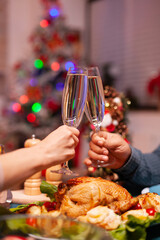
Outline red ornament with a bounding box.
[106,124,115,132]
[105,109,109,114]
[47,99,60,111]
[147,74,160,94]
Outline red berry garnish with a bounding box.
[3,236,27,240]
[26,217,37,227]
[43,201,57,211]
[146,208,156,216]
[132,203,142,210]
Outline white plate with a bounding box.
[29,234,66,240]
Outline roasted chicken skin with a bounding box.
[138,192,160,212]
[55,176,133,218]
[108,198,138,214]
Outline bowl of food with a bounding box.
[0,214,112,240]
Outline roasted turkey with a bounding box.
[138,192,160,212]
[55,176,138,218]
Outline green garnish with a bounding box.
[10,201,44,213]
[40,180,58,201]
[110,213,160,240]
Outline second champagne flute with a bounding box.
[85,66,106,167]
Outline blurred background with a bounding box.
[0,0,160,165]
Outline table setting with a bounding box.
[1,66,160,240]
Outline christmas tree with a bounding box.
[2,0,85,151]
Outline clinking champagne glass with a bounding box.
[85,66,106,167]
[52,66,88,175]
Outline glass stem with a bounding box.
[95,125,100,132]
[61,161,69,169]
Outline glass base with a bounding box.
[51,164,78,176]
[91,160,110,168]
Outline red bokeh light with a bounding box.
[40,19,49,28]
[12,103,21,112]
[19,95,29,104]
[51,62,60,71]
[27,113,36,123]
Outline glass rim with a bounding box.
[68,66,87,71]
[87,66,99,70]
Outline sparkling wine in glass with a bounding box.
[52,66,88,175]
[85,66,105,167]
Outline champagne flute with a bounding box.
[52,66,88,175]
[85,66,106,167]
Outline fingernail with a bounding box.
[103,150,108,155]
[97,141,103,145]
[102,156,108,160]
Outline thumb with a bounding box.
[92,131,110,147]
[101,132,116,149]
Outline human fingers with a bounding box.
[84,158,92,166]
[89,141,109,155]
[90,159,112,168]
[88,149,109,162]
[91,134,106,147]
[72,135,79,147]
[67,126,80,137]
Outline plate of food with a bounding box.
[4,177,160,239]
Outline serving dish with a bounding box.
[0,214,112,240]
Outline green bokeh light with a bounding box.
[32,102,42,112]
[34,59,44,69]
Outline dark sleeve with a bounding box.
[114,145,160,187]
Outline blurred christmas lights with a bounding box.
[40,19,49,28]
[51,61,60,71]
[27,113,36,123]
[32,102,42,113]
[49,8,59,17]
[30,78,38,86]
[65,61,74,71]
[12,103,21,112]
[34,59,44,69]
[19,95,29,104]
[56,82,64,91]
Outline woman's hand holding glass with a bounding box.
[52,66,88,175]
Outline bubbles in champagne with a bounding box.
[62,74,87,127]
[85,76,105,128]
